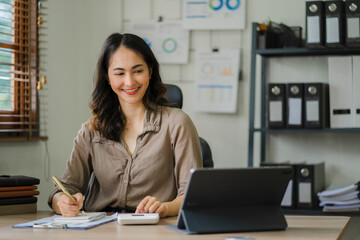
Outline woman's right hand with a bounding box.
[52,192,84,217]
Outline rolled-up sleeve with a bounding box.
[47,123,93,209]
[169,110,202,197]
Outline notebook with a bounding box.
[167,167,293,234]
[54,212,106,223]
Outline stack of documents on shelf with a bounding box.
[0,175,40,215]
[318,182,360,212]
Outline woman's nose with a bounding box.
[123,73,135,86]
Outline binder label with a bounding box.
[326,17,340,43]
[269,101,283,122]
[288,98,302,125]
[307,16,320,43]
[306,101,319,121]
[299,182,312,204]
[347,17,360,38]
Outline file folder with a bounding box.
[345,0,360,47]
[267,83,286,128]
[260,161,297,208]
[306,1,325,48]
[328,56,353,128]
[296,162,325,209]
[304,83,329,129]
[353,56,360,127]
[286,83,304,128]
[325,0,345,47]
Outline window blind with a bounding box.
[0,0,46,141]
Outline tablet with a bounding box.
[174,167,293,234]
[117,213,159,225]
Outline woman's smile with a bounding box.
[122,86,141,95]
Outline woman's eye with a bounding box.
[115,72,124,76]
[134,70,143,74]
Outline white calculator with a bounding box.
[117,213,159,225]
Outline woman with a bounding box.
[48,33,202,218]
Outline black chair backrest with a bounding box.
[164,84,183,109]
[164,84,214,168]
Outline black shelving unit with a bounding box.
[248,22,360,167]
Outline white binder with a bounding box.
[328,56,353,128]
[353,56,360,127]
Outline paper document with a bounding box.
[317,183,358,198]
[13,213,117,230]
[54,212,106,223]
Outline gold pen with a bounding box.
[52,175,86,215]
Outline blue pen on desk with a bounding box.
[52,176,86,215]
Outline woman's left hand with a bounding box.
[135,196,168,218]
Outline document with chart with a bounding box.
[195,49,240,113]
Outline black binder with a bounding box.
[260,161,297,208]
[0,175,40,187]
[306,1,325,48]
[286,83,304,128]
[304,83,329,129]
[296,162,325,209]
[172,167,292,234]
[345,0,360,47]
[325,0,345,48]
[267,83,286,128]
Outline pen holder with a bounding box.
[257,29,282,49]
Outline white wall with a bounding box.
[0,0,359,211]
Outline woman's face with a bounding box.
[108,46,151,108]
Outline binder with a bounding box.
[345,0,360,47]
[0,175,40,187]
[296,162,325,209]
[328,56,353,128]
[306,1,325,48]
[353,56,360,127]
[286,83,304,128]
[260,161,297,208]
[325,0,345,47]
[267,83,286,128]
[304,83,329,129]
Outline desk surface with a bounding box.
[0,211,350,240]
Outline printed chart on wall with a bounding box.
[183,0,246,30]
[195,49,240,113]
[130,20,190,64]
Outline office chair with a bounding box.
[164,84,214,168]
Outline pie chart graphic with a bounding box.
[162,38,178,53]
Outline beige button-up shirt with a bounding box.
[48,106,202,211]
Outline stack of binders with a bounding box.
[305,0,360,48]
[0,175,40,215]
[318,182,360,212]
[267,83,330,129]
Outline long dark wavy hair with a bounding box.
[90,33,169,141]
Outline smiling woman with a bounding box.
[48,33,203,219]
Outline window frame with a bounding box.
[0,0,44,141]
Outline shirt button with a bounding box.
[123,180,128,184]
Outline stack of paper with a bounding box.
[318,182,360,212]
[0,175,40,215]
[54,212,106,223]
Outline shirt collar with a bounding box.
[143,105,162,133]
